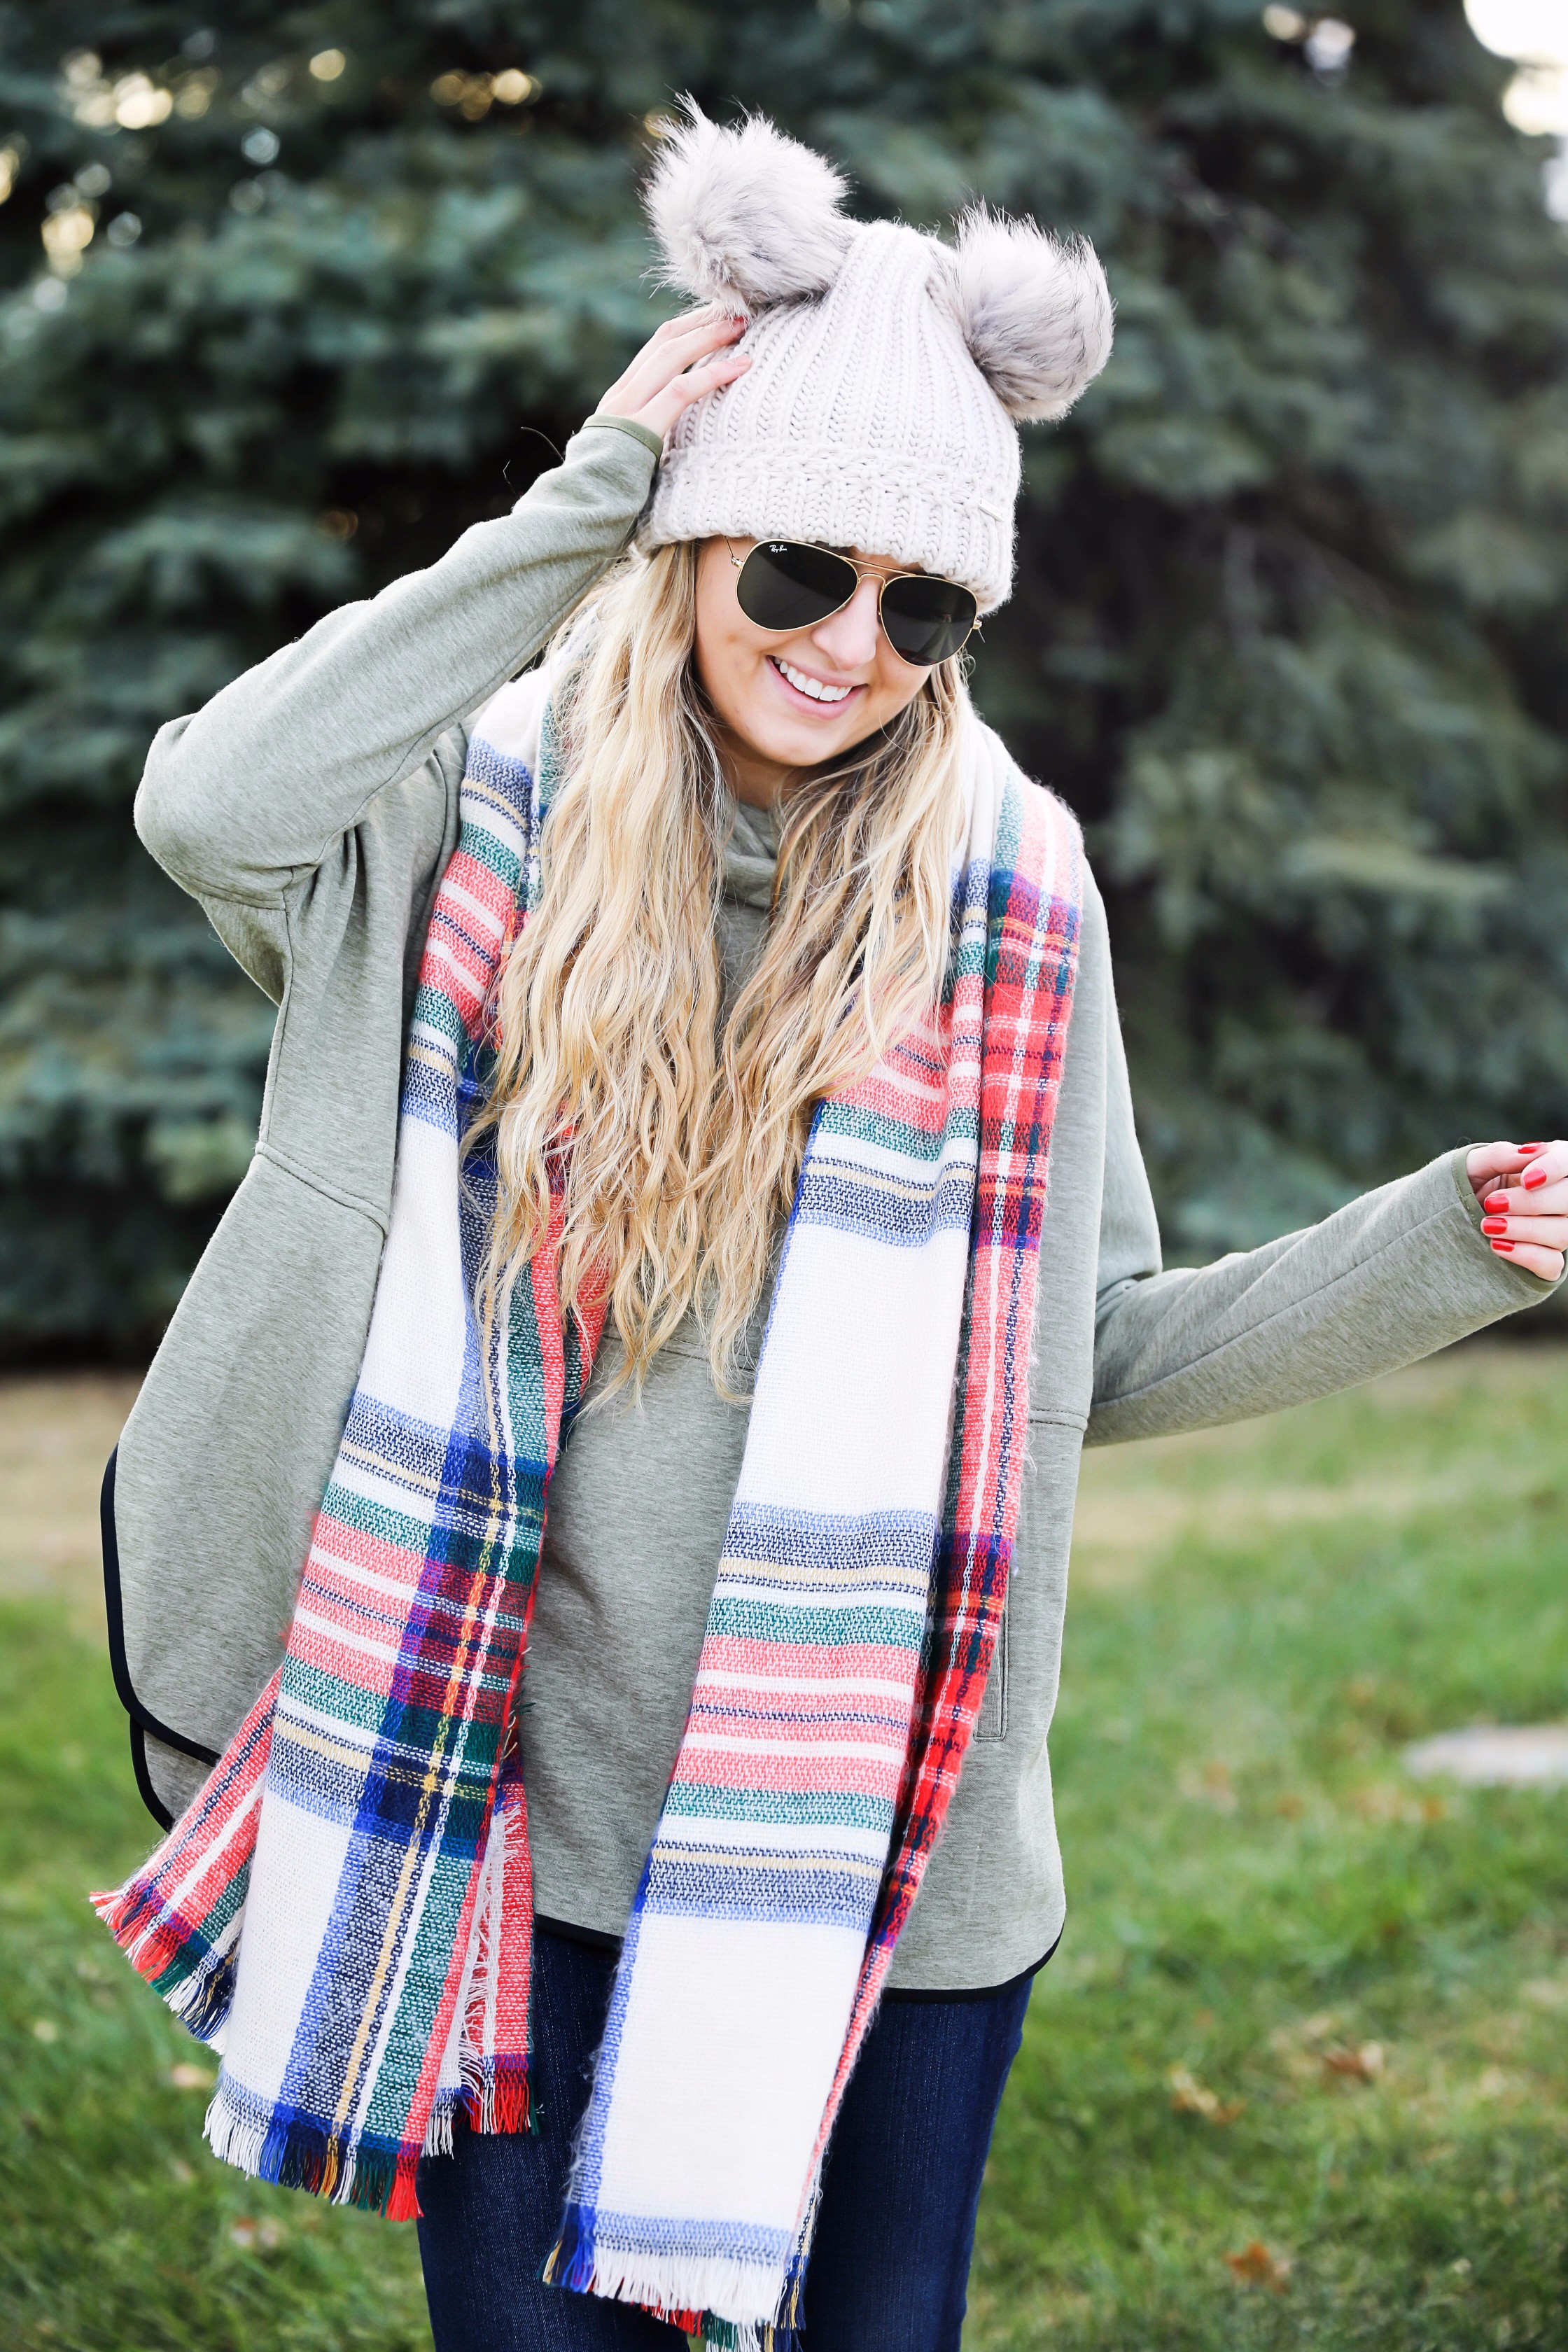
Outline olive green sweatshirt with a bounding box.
[111,416,1559,1992]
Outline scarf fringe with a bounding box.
[542,2207,804,2351]
[449,1786,536,2136]
[205,2085,423,2220]
[423,2060,534,2168]
[463,2057,536,2136]
[90,1879,237,2043]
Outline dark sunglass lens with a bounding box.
[736,541,858,633]
[880,575,978,666]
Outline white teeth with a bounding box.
[774,657,853,704]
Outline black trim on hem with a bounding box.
[533,1918,1064,2000]
[102,1447,220,1827]
[129,1721,176,1833]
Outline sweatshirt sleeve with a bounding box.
[133,416,660,906]
[1086,975,1561,1448]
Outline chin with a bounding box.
[729,702,832,766]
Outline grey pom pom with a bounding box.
[940,206,1113,421]
[643,102,855,312]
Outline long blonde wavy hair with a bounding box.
[466,538,969,1399]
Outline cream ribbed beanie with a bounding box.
[637,107,1113,615]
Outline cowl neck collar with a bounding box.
[721,793,780,913]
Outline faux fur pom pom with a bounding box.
[643,104,854,313]
[941,206,1113,421]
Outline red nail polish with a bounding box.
[1481,1217,1509,1234]
[1484,1193,1511,1212]
[1518,1143,1546,1155]
[1522,1166,1548,1190]
[1492,1238,1516,1254]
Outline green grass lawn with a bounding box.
[0,1606,433,2352]
[969,1345,1568,2351]
[4,1350,1567,2351]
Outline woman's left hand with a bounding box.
[1466,1142,1568,1280]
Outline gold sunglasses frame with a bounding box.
[724,538,979,668]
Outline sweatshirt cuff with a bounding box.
[1444,1144,1564,1294]
[578,414,665,458]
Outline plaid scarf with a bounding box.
[97,667,1082,2346]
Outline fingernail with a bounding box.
[1492,1238,1516,1254]
[1481,1216,1509,1235]
[1518,1142,1546,1154]
[1523,1166,1548,1189]
[1484,1193,1511,1212]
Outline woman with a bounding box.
[99,110,1564,2352]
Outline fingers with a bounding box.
[626,345,750,444]
[641,309,746,375]
[1478,1156,1567,1277]
[1466,1140,1537,1196]
[664,349,750,413]
[1469,1143,1567,1278]
[1494,1241,1567,1281]
[609,307,746,406]
[1480,1211,1568,1250]
[1518,1140,1568,1192]
[591,306,748,438]
[1484,1177,1568,1217]
[1464,1139,1565,1203]
[650,302,743,342]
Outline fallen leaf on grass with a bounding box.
[1179,1760,1239,1812]
[1226,2240,1292,2290]
[31,2018,58,2043]
[1323,2040,1384,2083]
[170,2061,214,2090]
[1168,2066,1245,2124]
[1269,2010,1346,2078]
[228,2216,285,2251]
[1352,1783,1448,1826]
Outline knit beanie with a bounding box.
[636,106,1113,615]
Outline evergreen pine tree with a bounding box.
[1,0,1563,1352]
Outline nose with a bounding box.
[810,576,881,671]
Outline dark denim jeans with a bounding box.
[417,1925,1035,2352]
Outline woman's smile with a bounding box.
[765,652,864,709]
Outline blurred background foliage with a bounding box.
[0,0,1565,1355]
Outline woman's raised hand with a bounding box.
[1466,1142,1568,1281]
[594,306,749,444]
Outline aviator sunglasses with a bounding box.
[728,538,979,668]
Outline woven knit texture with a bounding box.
[95,669,1082,2348]
[643,218,1023,612]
